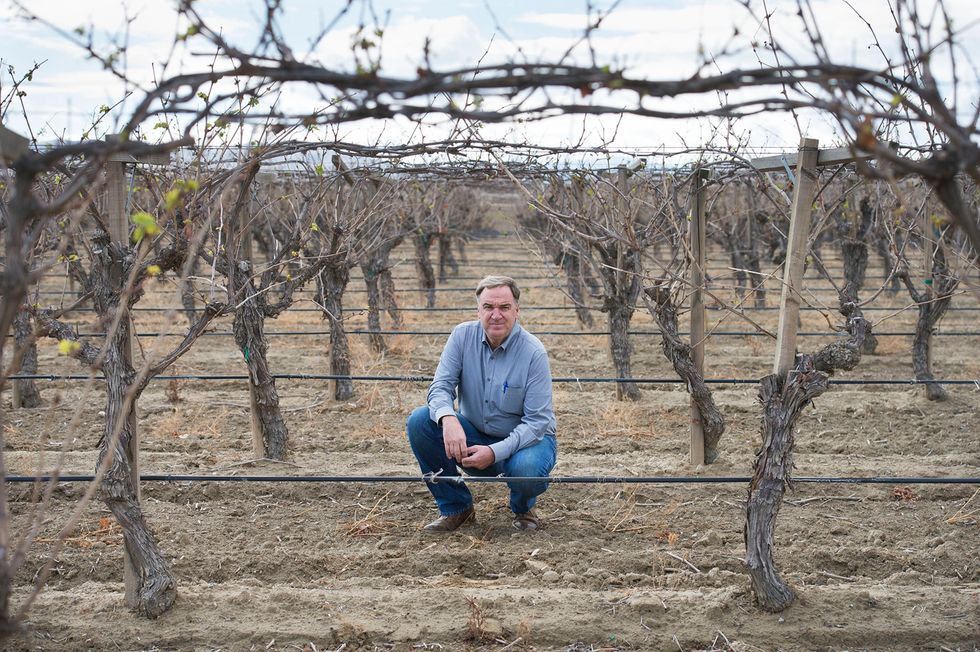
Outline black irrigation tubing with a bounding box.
[27,285,904,296]
[10,373,980,386]
[59,329,980,338]
[35,305,980,314]
[5,474,978,485]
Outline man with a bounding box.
[406,275,558,532]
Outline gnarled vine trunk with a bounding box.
[361,264,387,353]
[746,294,870,611]
[556,250,593,328]
[12,308,41,408]
[233,283,288,460]
[607,301,639,401]
[437,232,458,282]
[601,244,641,401]
[379,266,402,328]
[455,236,468,265]
[413,232,436,308]
[361,238,402,353]
[839,198,878,354]
[746,366,828,611]
[644,284,725,462]
[899,246,959,401]
[319,266,354,400]
[98,309,176,618]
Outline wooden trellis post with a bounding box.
[689,167,709,465]
[749,140,878,373]
[246,173,274,459]
[774,138,819,374]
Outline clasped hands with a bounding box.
[441,416,495,470]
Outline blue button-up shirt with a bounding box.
[428,320,557,461]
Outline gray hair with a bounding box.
[475,275,521,302]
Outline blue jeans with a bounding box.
[406,405,558,516]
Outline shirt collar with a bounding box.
[482,321,522,351]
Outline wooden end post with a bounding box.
[616,167,628,297]
[689,167,709,465]
[241,179,264,458]
[773,138,819,376]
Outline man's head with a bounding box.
[476,275,521,347]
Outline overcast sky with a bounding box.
[3,0,978,162]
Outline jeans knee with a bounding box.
[507,449,553,479]
[406,405,432,443]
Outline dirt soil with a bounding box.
[3,235,979,652]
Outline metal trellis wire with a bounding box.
[4,474,979,485]
[10,373,980,386]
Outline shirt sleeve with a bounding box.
[489,347,554,462]
[427,325,464,424]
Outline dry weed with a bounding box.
[589,400,651,439]
[343,490,398,536]
[946,488,979,526]
[515,619,533,647]
[38,516,122,549]
[654,529,680,544]
[464,595,490,641]
[387,333,416,356]
[602,490,662,533]
[193,405,234,439]
[165,377,181,404]
[356,385,385,413]
[745,335,765,357]
[150,410,185,440]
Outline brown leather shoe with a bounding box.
[422,506,475,533]
[512,509,539,531]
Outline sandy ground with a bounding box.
[2,235,979,651]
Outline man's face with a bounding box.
[477,285,520,347]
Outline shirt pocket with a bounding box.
[499,384,525,415]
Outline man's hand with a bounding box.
[461,445,495,470]
[441,415,467,463]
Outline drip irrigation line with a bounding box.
[11,373,980,386]
[308,271,908,283]
[55,329,980,338]
[37,305,980,314]
[5,474,978,485]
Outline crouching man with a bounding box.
[407,275,558,532]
